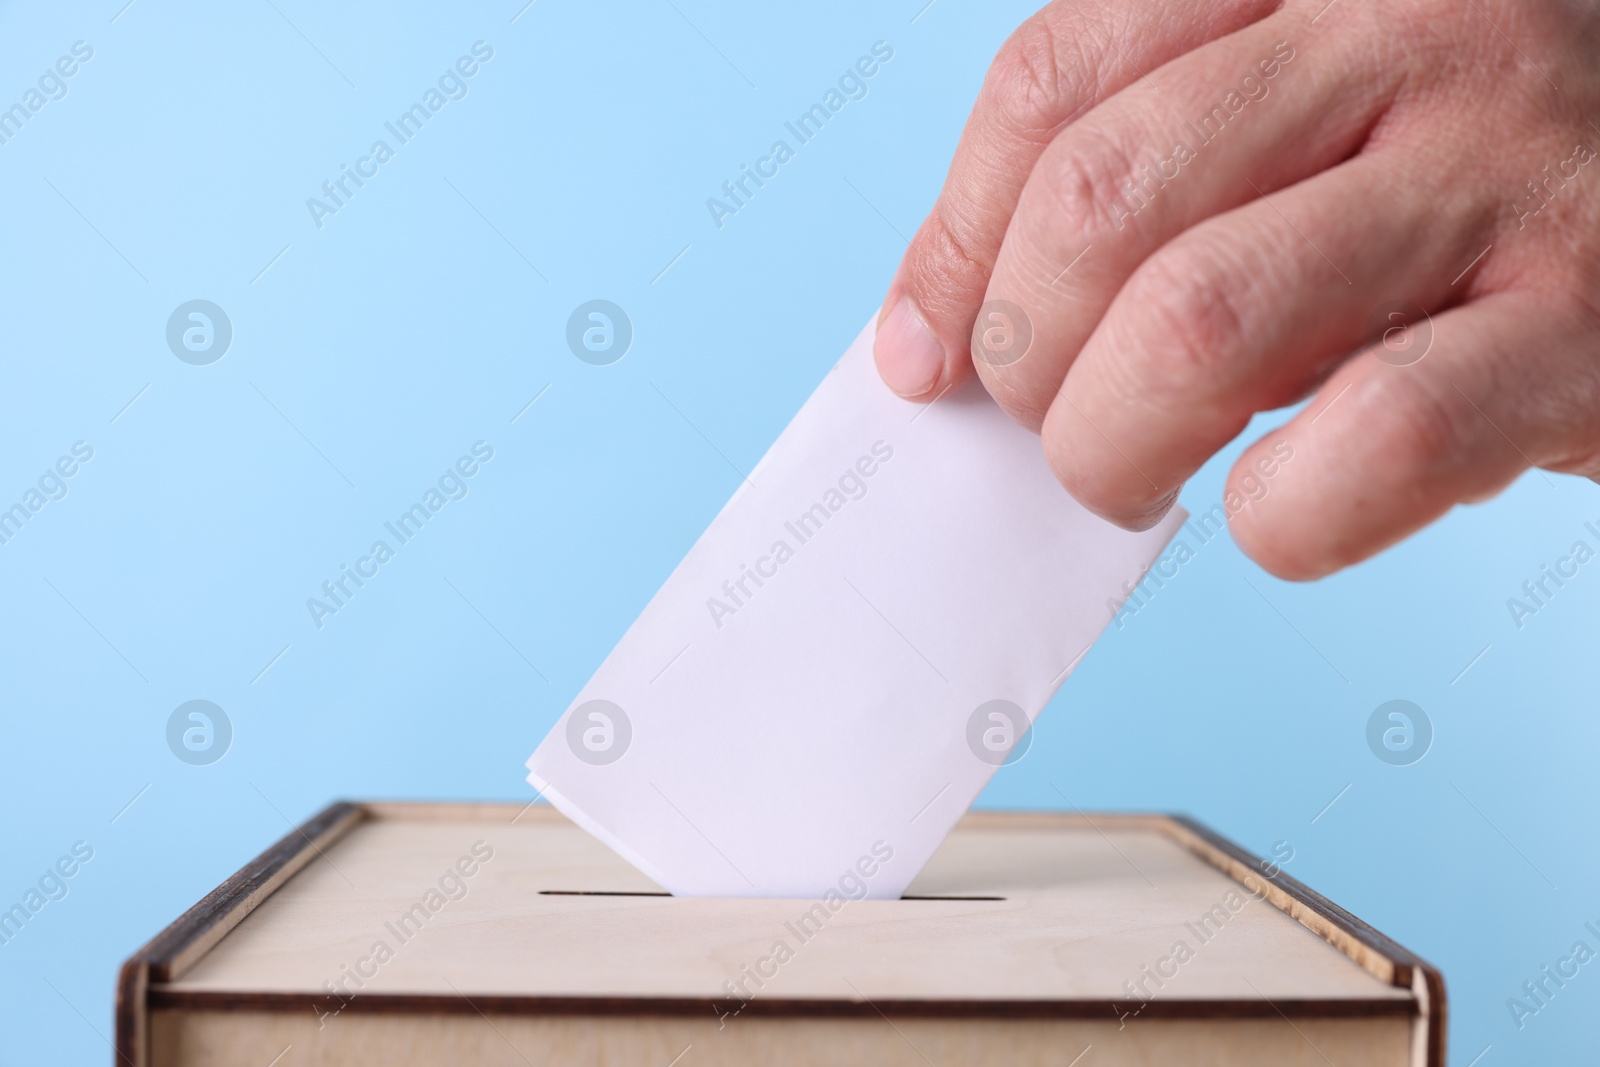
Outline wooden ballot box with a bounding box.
[117,802,1444,1066]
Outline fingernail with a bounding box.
[875,297,945,399]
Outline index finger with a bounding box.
[874,0,1279,401]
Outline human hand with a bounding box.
[874,0,1600,578]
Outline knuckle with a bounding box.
[1032,125,1146,243]
[1126,238,1253,389]
[984,15,1077,136]
[903,200,995,320]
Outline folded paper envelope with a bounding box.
[526,315,1184,898]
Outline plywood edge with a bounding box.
[359,799,555,823]
[958,809,1170,833]
[115,801,366,1067]
[1157,814,1446,1067]
[146,988,1418,1020]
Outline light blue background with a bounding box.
[0,1,1594,1062]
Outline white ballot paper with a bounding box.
[526,315,1184,899]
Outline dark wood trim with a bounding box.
[115,800,365,1066]
[1162,813,1447,1067]
[146,800,364,982]
[113,957,144,1067]
[147,987,1418,1021]
[1419,966,1449,1067]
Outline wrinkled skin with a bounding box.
[874,0,1600,579]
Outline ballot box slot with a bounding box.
[537,890,1007,901]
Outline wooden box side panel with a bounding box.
[1155,814,1446,1067]
[151,1009,1415,1067]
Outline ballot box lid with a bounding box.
[118,802,1444,1066]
